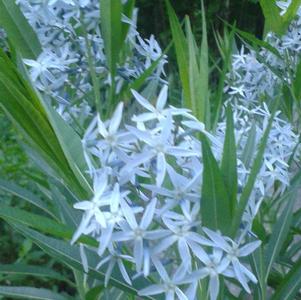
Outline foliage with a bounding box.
[0,0,301,300]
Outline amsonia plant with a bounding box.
[0,0,301,300]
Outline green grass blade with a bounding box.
[0,286,69,300]
[200,134,232,235]
[0,0,41,59]
[221,106,237,218]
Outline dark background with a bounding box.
[136,0,264,47]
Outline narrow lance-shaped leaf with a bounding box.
[272,257,301,300]
[0,286,69,300]
[121,0,136,44]
[200,134,232,235]
[165,0,190,107]
[0,203,98,248]
[293,58,301,102]
[241,124,257,169]
[100,0,122,108]
[0,0,41,59]
[264,193,296,281]
[11,224,161,300]
[122,41,172,99]
[259,0,283,36]
[221,105,237,218]
[43,101,92,197]
[100,0,122,78]
[264,170,301,280]
[223,21,282,59]
[231,99,279,236]
[0,51,90,199]
[211,26,235,130]
[0,179,55,219]
[281,0,301,34]
[0,264,69,283]
[186,17,203,121]
[250,246,267,300]
[49,182,82,228]
[199,0,209,127]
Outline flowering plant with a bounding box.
[0,0,301,299]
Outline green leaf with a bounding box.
[11,224,160,300]
[199,0,209,126]
[43,102,92,197]
[265,170,301,279]
[121,0,136,44]
[0,286,69,300]
[231,100,279,236]
[250,246,267,299]
[211,26,235,130]
[0,203,97,247]
[0,52,88,199]
[282,0,301,33]
[126,42,171,95]
[272,257,301,300]
[0,264,68,283]
[293,59,301,102]
[200,134,232,235]
[167,1,208,124]
[281,85,294,121]
[0,0,41,59]
[85,286,103,300]
[221,106,237,216]
[49,181,81,228]
[186,17,204,122]
[259,0,283,36]
[224,21,282,59]
[264,194,296,280]
[241,124,257,169]
[165,0,190,106]
[100,0,122,78]
[0,179,55,219]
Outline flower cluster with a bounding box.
[9,0,167,121]
[226,0,301,107]
[225,0,301,140]
[69,2,300,298]
[71,85,271,300]
[224,0,301,223]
